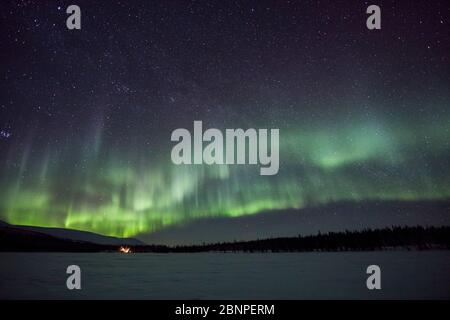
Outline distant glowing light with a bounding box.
[119,246,131,253]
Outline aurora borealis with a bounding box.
[1,1,449,239]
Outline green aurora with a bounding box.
[1,114,449,237]
[1,0,449,239]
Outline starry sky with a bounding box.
[0,0,449,241]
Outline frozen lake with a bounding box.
[0,251,449,299]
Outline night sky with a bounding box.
[0,1,449,242]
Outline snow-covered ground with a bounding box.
[0,251,449,299]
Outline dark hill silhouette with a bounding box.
[1,224,449,252]
[0,224,109,252]
[0,220,144,246]
[0,223,164,252]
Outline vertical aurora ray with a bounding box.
[1,114,449,237]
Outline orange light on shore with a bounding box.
[119,246,131,253]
